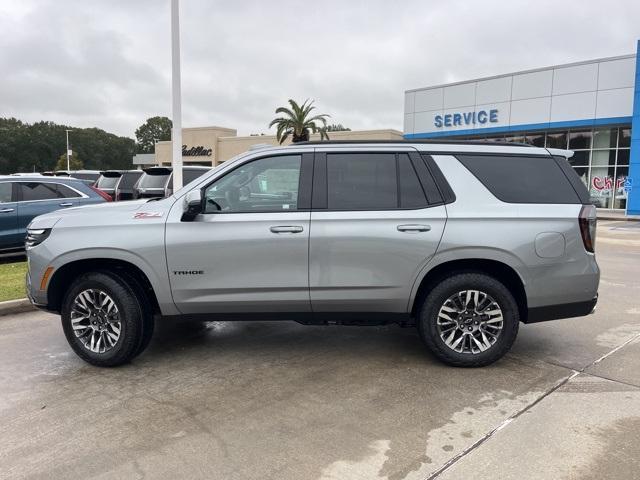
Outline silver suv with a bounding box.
[25,141,599,367]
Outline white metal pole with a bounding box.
[65,129,70,171]
[171,0,183,190]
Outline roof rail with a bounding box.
[295,139,534,147]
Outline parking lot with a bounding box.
[1,221,639,480]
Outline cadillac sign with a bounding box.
[182,145,213,157]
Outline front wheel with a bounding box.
[61,271,149,367]
[418,273,520,367]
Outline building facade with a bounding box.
[404,40,640,214]
[133,127,404,168]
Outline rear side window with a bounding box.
[398,154,428,208]
[326,153,397,210]
[19,182,61,201]
[57,184,81,198]
[0,183,12,202]
[456,155,582,204]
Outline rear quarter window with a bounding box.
[456,154,582,204]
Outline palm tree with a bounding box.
[269,99,330,144]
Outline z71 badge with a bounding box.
[133,212,164,219]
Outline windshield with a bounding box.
[138,172,169,189]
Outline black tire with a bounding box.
[417,272,519,367]
[61,271,150,367]
[115,270,155,358]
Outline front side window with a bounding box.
[18,182,61,201]
[0,183,12,203]
[204,155,301,213]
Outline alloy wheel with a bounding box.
[70,289,122,354]
[436,289,504,354]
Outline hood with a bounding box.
[28,198,175,230]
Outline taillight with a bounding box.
[579,204,597,253]
[90,186,113,202]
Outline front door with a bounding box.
[309,150,447,313]
[165,153,313,315]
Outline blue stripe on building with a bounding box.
[627,40,640,215]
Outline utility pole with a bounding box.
[171,0,183,189]
[65,129,71,171]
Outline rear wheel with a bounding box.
[61,271,151,367]
[418,273,519,367]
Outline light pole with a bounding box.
[65,129,72,171]
[171,0,183,189]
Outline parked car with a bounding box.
[94,170,123,201]
[26,141,599,368]
[54,170,101,184]
[133,166,210,199]
[0,176,109,251]
[114,170,143,201]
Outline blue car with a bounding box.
[0,176,110,251]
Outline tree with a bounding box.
[0,117,136,174]
[135,116,172,153]
[268,99,330,144]
[325,124,351,132]
[55,152,83,171]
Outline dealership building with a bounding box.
[404,41,640,215]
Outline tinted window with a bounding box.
[183,169,209,184]
[19,182,62,201]
[119,171,142,189]
[326,153,397,210]
[138,172,170,188]
[398,154,428,208]
[457,155,581,204]
[57,184,81,198]
[0,183,12,202]
[96,176,120,189]
[204,155,301,213]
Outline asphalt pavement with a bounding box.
[0,221,639,480]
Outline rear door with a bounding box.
[309,148,447,313]
[0,182,20,249]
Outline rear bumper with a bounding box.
[524,294,598,324]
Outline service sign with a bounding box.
[434,109,499,128]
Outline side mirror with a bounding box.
[181,189,203,222]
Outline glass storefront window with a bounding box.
[613,166,629,210]
[592,129,617,149]
[617,149,629,165]
[568,150,590,166]
[568,130,592,150]
[524,132,545,146]
[591,149,616,167]
[510,135,526,143]
[589,166,615,209]
[618,128,631,148]
[546,132,567,149]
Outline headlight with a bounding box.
[25,228,51,249]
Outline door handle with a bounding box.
[397,224,431,232]
[59,202,73,207]
[270,225,303,234]
[0,208,14,213]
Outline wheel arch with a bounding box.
[47,258,162,315]
[410,257,528,322]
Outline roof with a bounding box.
[296,139,534,147]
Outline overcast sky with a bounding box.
[1,0,639,139]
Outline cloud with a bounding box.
[0,0,638,138]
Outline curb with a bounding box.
[0,298,35,317]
